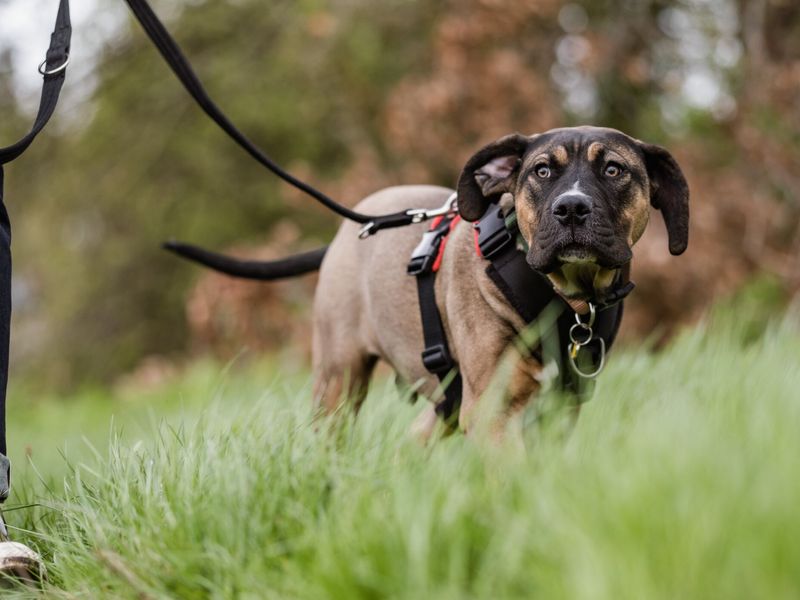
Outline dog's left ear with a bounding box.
[457,133,530,221]
[639,142,690,255]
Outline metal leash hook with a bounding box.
[406,193,458,223]
[358,193,458,239]
[567,302,606,378]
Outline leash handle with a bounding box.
[122,0,417,233]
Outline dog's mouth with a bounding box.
[556,244,598,265]
[529,241,627,273]
[528,242,629,301]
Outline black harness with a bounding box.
[407,200,634,423]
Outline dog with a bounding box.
[168,126,689,439]
[311,126,688,438]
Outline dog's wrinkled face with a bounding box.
[457,126,689,300]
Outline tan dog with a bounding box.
[311,126,689,437]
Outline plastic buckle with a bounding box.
[407,230,444,275]
[601,280,636,308]
[421,344,454,373]
[475,205,513,258]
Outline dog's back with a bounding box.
[312,185,453,410]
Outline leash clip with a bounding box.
[405,193,458,224]
[358,194,457,239]
[567,302,606,379]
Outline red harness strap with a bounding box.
[429,215,488,273]
[430,215,461,273]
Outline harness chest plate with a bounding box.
[407,200,631,423]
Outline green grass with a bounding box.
[3,309,800,598]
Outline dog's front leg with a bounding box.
[409,350,541,445]
[460,351,541,444]
[443,316,539,440]
[409,403,451,444]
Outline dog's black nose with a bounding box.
[552,194,592,226]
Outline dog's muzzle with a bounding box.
[527,200,632,273]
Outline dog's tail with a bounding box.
[163,240,327,280]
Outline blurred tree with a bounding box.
[4,0,441,388]
[1,0,798,389]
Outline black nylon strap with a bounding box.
[485,245,557,324]
[0,0,71,165]
[415,271,463,423]
[122,0,415,232]
[407,216,463,423]
[0,0,72,500]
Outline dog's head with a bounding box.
[457,126,689,300]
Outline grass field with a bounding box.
[2,299,800,598]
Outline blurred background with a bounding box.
[0,0,798,392]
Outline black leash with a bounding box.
[122,0,424,236]
[0,1,71,166]
[0,0,71,499]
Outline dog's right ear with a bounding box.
[456,133,530,221]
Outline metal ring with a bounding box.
[38,55,70,76]
[573,301,597,328]
[358,222,376,239]
[568,337,606,379]
[569,322,593,346]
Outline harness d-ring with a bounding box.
[568,336,606,378]
[567,301,606,379]
[38,55,70,76]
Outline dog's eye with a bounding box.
[535,164,551,179]
[604,162,623,178]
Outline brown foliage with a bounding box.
[183,0,800,360]
[185,222,316,360]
